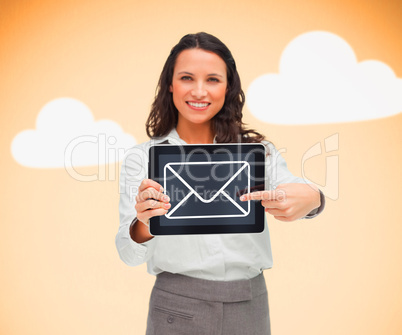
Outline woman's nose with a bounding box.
[191,82,207,99]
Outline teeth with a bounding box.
[188,102,209,108]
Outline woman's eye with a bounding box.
[181,76,192,81]
[208,77,219,82]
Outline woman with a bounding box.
[116,32,324,335]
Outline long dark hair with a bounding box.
[146,32,265,143]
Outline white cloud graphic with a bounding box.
[11,98,136,168]
[246,31,402,124]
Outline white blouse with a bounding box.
[115,129,322,281]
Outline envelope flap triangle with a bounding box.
[167,161,248,202]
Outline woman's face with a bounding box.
[170,48,227,128]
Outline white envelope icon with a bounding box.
[163,161,250,219]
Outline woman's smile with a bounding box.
[186,101,211,110]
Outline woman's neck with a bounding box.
[176,121,215,144]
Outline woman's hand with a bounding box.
[240,183,321,222]
[135,179,171,224]
[130,179,171,243]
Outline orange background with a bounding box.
[1,0,401,334]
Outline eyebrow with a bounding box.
[177,71,224,78]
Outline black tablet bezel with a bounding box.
[148,143,265,235]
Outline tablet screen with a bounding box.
[149,144,265,235]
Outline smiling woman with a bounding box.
[116,32,324,335]
[145,32,265,144]
[170,48,227,143]
[1,0,401,334]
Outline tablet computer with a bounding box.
[148,143,265,235]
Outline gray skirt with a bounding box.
[146,272,271,335]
